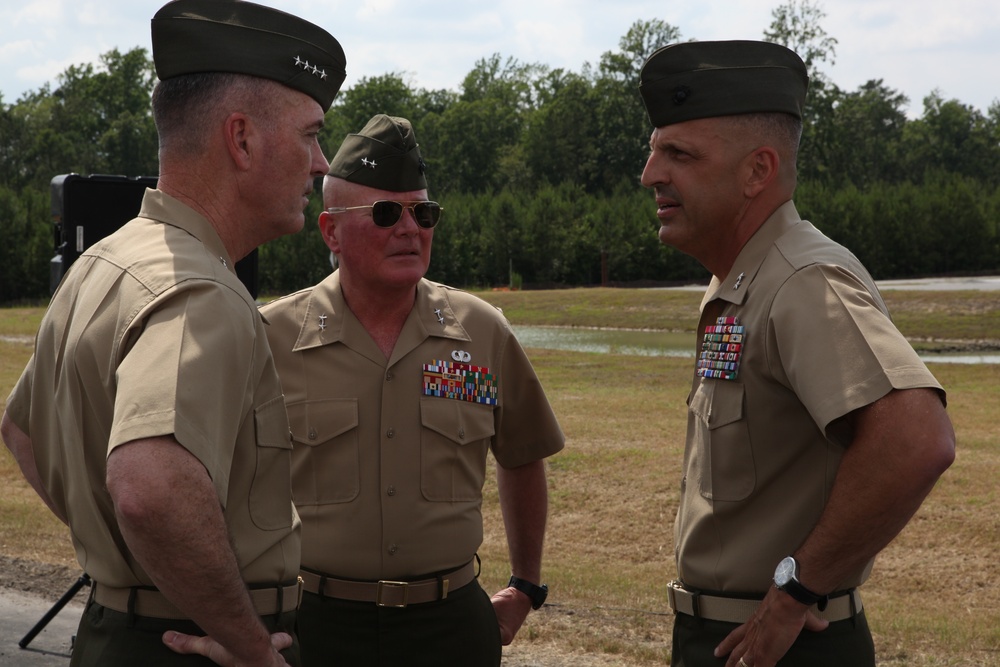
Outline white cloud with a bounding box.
[0,0,997,114]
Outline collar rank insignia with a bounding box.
[697,316,744,381]
[422,359,497,405]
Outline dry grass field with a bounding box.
[1,288,998,665]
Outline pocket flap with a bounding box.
[420,397,495,445]
[707,381,745,429]
[254,394,292,449]
[286,399,359,446]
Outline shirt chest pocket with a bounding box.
[249,394,295,530]
[287,399,360,505]
[419,397,495,502]
[689,380,755,502]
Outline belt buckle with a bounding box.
[376,580,409,608]
[667,579,700,617]
[667,580,679,611]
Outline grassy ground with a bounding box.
[1,288,998,665]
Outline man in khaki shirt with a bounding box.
[637,41,956,667]
[0,2,345,665]
[261,114,565,666]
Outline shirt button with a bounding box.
[387,485,396,497]
[386,428,395,439]
[386,370,394,381]
[308,428,317,441]
[388,544,398,555]
[458,428,465,440]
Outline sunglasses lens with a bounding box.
[413,202,441,228]
[371,201,404,227]
[369,201,441,228]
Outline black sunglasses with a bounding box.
[326,200,443,229]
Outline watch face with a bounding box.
[774,556,796,587]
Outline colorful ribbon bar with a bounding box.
[422,359,498,405]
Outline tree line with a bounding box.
[1,1,998,303]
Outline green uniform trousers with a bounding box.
[671,609,875,667]
[70,599,299,666]
[298,579,502,666]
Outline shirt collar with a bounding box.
[139,189,236,274]
[291,275,471,356]
[701,199,801,310]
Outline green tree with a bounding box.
[322,73,423,155]
[521,72,601,191]
[901,92,1000,186]
[40,47,157,179]
[421,55,543,193]
[764,0,840,183]
[764,0,837,83]
[590,19,683,190]
[823,80,909,187]
[0,185,50,303]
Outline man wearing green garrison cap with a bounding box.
[2,2,346,666]
[260,114,565,666]
[638,40,954,667]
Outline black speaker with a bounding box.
[49,173,258,298]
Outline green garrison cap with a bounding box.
[328,114,428,192]
[151,0,346,110]
[639,40,808,127]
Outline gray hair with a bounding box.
[152,73,282,157]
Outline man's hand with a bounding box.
[713,587,829,667]
[490,586,534,645]
[162,630,293,667]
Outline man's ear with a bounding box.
[223,112,253,171]
[318,210,341,254]
[744,146,780,198]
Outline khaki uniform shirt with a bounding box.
[677,201,944,593]
[6,190,299,589]
[261,273,564,580]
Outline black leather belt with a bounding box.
[93,578,302,619]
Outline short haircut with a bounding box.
[726,112,803,167]
[151,73,281,156]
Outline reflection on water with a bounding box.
[513,326,999,365]
[513,326,695,358]
[917,353,1000,365]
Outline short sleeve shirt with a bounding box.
[261,274,565,580]
[676,201,944,593]
[6,190,299,588]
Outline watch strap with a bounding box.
[508,575,548,610]
[779,578,827,607]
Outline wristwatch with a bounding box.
[773,556,827,608]
[508,576,548,610]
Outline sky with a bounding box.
[1,0,998,119]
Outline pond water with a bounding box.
[512,326,1000,365]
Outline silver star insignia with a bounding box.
[320,70,328,80]
[733,272,745,290]
[294,56,303,67]
[434,308,445,325]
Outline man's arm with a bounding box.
[716,387,956,667]
[1,411,67,524]
[491,458,549,645]
[107,436,288,667]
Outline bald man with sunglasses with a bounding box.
[260,114,564,666]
